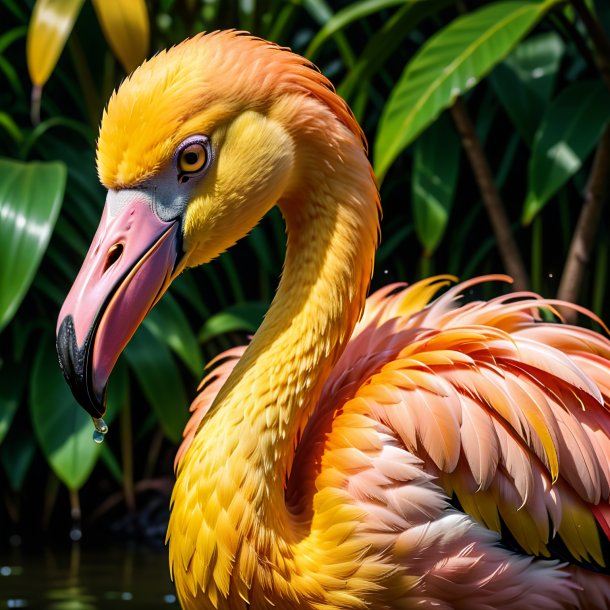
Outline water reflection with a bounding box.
[0,545,178,609]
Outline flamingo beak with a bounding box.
[56,189,182,418]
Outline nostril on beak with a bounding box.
[103,243,124,273]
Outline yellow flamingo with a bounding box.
[56,32,610,609]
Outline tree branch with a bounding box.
[557,124,610,322]
[450,97,530,291]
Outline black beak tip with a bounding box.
[56,315,106,419]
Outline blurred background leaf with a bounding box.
[26,0,85,88]
[124,325,188,444]
[490,32,564,146]
[91,0,149,73]
[0,159,66,331]
[411,113,461,256]
[523,80,610,224]
[30,334,104,490]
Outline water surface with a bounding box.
[0,546,178,609]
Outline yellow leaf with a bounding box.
[91,0,150,74]
[26,0,85,87]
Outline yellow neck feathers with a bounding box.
[167,94,379,608]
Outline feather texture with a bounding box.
[177,277,610,608]
[90,31,610,609]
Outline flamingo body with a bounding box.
[56,31,610,609]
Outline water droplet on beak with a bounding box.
[92,417,108,444]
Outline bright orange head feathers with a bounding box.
[96,31,363,189]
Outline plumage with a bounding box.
[56,30,610,609]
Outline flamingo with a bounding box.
[56,32,610,609]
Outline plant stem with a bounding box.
[69,488,81,522]
[450,97,530,291]
[41,472,59,530]
[572,0,610,92]
[531,217,543,294]
[557,124,610,322]
[30,85,41,126]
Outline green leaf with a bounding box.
[30,335,125,490]
[338,0,454,101]
[306,0,406,60]
[124,325,188,443]
[0,55,24,97]
[490,32,563,146]
[198,302,268,343]
[0,159,66,331]
[143,292,203,377]
[0,112,23,145]
[0,361,26,446]
[411,113,461,255]
[374,0,561,180]
[30,335,100,490]
[523,80,610,224]
[266,2,299,44]
[0,25,26,55]
[19,116,93,159]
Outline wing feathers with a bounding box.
[314,276,610,569]
[185,276,610,583]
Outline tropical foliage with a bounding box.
[0,0,609,539]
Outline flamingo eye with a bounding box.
[178,142,207,174]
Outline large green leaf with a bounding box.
[30,336,99,489]
[490,32,563,146]
[522,80,610,224]
[0,159,66,331]
[411,113,461,255]
[143,293,203,377]
[374,0,560,180]
[30,335,125,490]
[124,324,188,443]
[306,0,406,60]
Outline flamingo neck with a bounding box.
[168,100,379,604]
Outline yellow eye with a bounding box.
[178,143,207,174]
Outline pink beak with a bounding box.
[56,190,181,418]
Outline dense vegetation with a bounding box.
[1,0,609,543]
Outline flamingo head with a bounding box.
[55,32,356,419]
